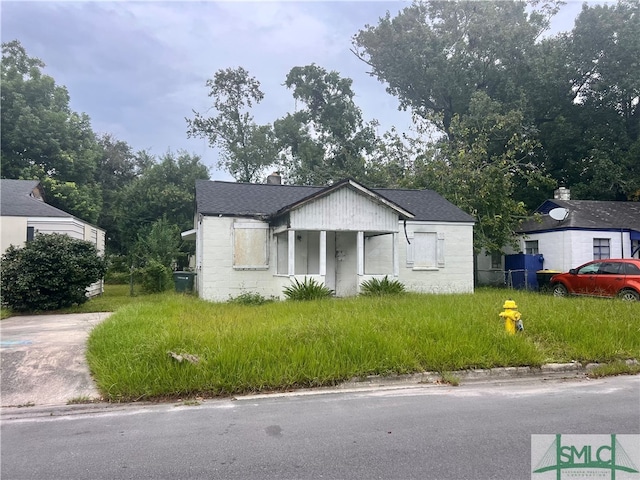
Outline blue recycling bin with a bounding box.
[504,254,544,290]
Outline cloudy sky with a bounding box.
[2,1,591,180]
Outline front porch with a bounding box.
[274,229,400,297]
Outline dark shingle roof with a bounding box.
[1,179,71,218]
[518,199,640,232]
[195,180,475,223]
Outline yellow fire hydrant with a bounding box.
[499,300,522,335]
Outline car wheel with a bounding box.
[552,283,568,297]
[618,289,640,302]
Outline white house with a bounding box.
[183,176,475,302]
[514,188,640,272]
[1,179,106,297]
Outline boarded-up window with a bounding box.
[407,232,445,269]
[233,222,269,269]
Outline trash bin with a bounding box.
[173,271,196,293]
[536,270,561,292]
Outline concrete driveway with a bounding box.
[0,312,111,407]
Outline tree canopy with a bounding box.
[186,67,276,183]
[1,40,102,222]
[275,64,378,185]
[2,40,210,264]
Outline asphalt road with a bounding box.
[2,375,638,480]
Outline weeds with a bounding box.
[283,277,333,300]
[439,372,460,386]
[67,396,96,405]
[360,276,406,296]
[228,292,273,306]
[588,361,640,378]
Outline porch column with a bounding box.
[319,230,327,276]
[392,232,399,277]
[288,230,295,276]
[357,231,364,276]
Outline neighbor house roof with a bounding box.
[518,199,640,233]
[0,179,71,218]
[195,179,475,223]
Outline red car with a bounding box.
[550,259,640,301]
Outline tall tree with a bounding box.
[95,134,151,253]
[186,67,276,183]
[545,0,640,200]
[1,40,102,222]
[352,1,559,139]
[408,92,553,253]
[352,1,638,203]
[115,151,209,254]
[275,64,378,185]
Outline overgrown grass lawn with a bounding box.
[87,289,640,401]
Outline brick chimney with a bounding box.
[266,172,281,185]
[554,187,570,200]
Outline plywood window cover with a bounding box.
[233,222,269,270]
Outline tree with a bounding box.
[1,233,107,311]
[540,1,640,200]
[133,216,181,269]
[365,127,419,188]
[115,151,209,254]
[352,1,638,205]
[95,134,151,254]
[1,40,102,222]
[275,64,378,185]
[408,93,553,253]
[352,1,559,139]
[186,67,276,182]
[132,217,180,293]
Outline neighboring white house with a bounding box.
[0,179,106,297]
[512,188,640,273]
[183,176,475,302]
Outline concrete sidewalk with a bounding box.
[1,312,111,407]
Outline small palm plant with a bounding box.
[283,277,333,301]
[359,276,406,296]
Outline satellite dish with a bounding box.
[549,207,569,221]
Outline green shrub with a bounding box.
[104,255,133,285]
[104,271,131,285]
[360,276,406,296]
[228,292,273,306]
[0,233,107,311]
[139,260,173,293]
[283,277,333,301]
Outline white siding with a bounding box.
[1,216,28,252]
[516,230,628,272]
[290,188,399,232]
[199,216,287,302]
[28,217,85,240]
[395,222,474,294]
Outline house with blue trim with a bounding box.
[514,188,640,272]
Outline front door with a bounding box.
[334,232,357,297]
